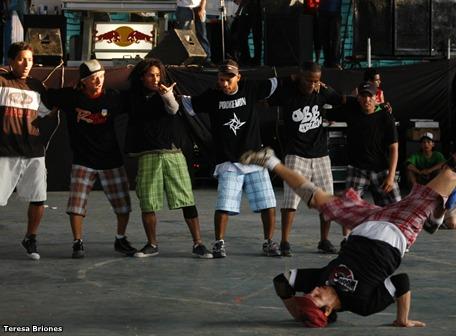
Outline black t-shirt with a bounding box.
[124,91,179,155]
[190,80,273,164]
[47,88,124,169]
[269,79,343,158]
[294,236,401,316]
[327,97,398,171]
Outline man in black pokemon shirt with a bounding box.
[182,59,280,258]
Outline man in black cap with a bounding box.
[326,81,401,236]
[181,59,281,258]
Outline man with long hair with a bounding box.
[125,58,212,258]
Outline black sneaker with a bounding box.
[318,239,337,254]
[134,244,159,258]
[114,236,137,256]
[212,240,226,258]
[21,235,40,260]
[280,241,292,257]
[72,239,85,259]
[263,239,281,257]
[423,218,441,234]
[192,243,213,259]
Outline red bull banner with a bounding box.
[93,23,155,59]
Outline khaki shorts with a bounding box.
[0,157,47,205]
[283,155,333,210]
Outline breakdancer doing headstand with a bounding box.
[240,147,455,328]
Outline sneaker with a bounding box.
[318,239,338,254]
[134,244,159,258]
[239,147,276,167]
[212,240,226,258]
[72,239,85,259]
[114,236,137,256]
[423,218,441,234]
[21,235,40,260]
[192,243,213,259]
[280,241,292,257]
[263,239,281,257]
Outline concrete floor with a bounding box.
[1,188,455,336]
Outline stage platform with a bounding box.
[1,188,455,335]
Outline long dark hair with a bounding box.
[128,58,167,93]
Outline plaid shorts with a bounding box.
[346,165,402,206]
[136,152,194,212]
[283,155,333,209]
[67,164,131,216]
[216,169,276,215]
[318,184,442,247]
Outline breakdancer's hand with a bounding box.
[393,319,426,327]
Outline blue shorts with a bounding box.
[215,169,276,215]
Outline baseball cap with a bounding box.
[420,132,434,142]
[357,81,377,97]
[79,59,105,81]
[218,59,239,76]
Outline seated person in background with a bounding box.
[406,132,445,187]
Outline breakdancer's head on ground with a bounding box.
[240,147,456,328]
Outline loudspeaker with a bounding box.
[147,29,206,65]
[26,28,63,55]
[432,0,456,54]
[353,0,393,56]
[23,15,66,65]
[394,0,431,55]
[264,13,313,66]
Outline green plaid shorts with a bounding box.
[136,152,195,212]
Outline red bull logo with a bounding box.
[94,30,120,43]
[95,26,154,47]
[127,30,154,43]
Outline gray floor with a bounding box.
[1,188,455,336]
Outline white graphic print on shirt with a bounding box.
[224,113,246,135]
[327,264,358,292]
[218,97,247,109]
[292,105,322,133]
